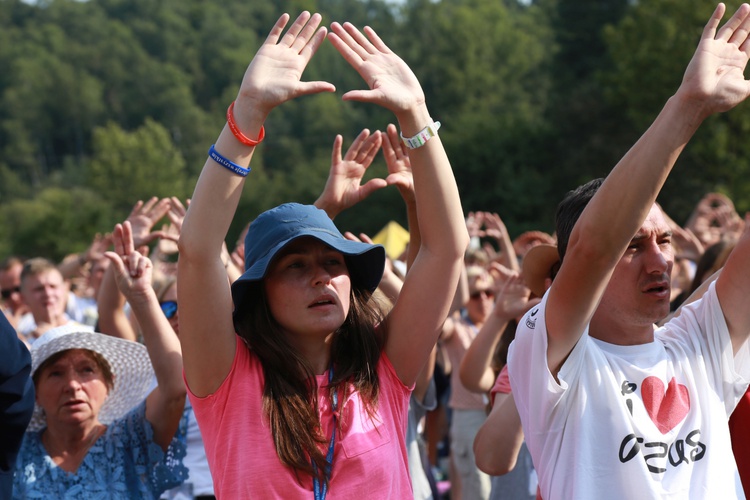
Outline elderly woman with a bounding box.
[13,222,188,499]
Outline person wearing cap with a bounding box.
[177,11,467,499]
[13,221,188,499]
[508,5,750,499]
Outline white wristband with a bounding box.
[400,120,441,149]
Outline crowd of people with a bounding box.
[2,4,750,499]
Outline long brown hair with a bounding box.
[233,281,386,484]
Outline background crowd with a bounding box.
[2,183,748,498]
[3,2,750,500]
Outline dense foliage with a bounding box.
[1,0,749,260]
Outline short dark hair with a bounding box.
[555,178,604,263]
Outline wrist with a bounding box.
[398,187,417,205]
[667,91,710,129]
[313,197,340,220]
[490,309,513,323]
[233,95,271,131]
[393,103,431,136]
[124,288,158,309]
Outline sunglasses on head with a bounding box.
[470,289,495,300]
[1,286,20,300]
[160,300,178,319]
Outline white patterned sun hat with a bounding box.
[28,324,155,431]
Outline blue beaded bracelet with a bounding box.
[208,144,251,177]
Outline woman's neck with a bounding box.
[41,421,105,473]
[285,332,333,375]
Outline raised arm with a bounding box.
[105,222,185,451]
[487,213,519,272]
[328,22,468,386]
[716,213,750,353]
[546,4,750,375]
[460,270,539,393]
[381,123,420,269]
[474,391,525,476]
[314,129,386,219]
[58,232,111,281]
[178,12,334,396]
[98,197,171,341]
[96,262,137,342]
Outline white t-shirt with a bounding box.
[508,282,750,500]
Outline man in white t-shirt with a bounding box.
[508,5,750,499]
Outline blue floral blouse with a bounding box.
[13,401,188,499]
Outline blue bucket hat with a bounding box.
[230,203,386,310]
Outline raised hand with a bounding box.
[328,22,425,115]
[126,197,170,249]
[382,124,414,202]
[484,212,519,272]
[466,212,485,239]
[483,212,509,242]
[685,192,743,247]
[156,197,189,256]
[679,3,750,116]
[84,232,113,264]
[104,221,154,303]
[234,12,335,122]
[315,129,386,219]
[491,268,540,321]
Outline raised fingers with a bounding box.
[329,22,372,62]
[727,4,750,46]
[343,129,372,160]
[361,25,392,54]
[279,12,312,46]
[353,130,382,166]
[330,134,345,166]
[121,221,136,256]
[706,3,728,40]
[715,3,750,42]
[265,13,292,45]
[291,13,323,51]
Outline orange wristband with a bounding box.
[226,101,265,146]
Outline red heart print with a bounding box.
[641,377,690,434]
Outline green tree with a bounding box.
[0,187,113,261]
[85,119,188,213]
[395,0,556,235]
[601,0,750,220]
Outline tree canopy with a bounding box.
[1,0,748,261]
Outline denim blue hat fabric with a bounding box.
[230,203,385,309]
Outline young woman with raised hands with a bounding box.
[177,11,467,499]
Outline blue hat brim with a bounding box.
[231,229,385,311]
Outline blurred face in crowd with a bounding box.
[22,268,68,323]
[0,261,24,312]
[467,272,495,325]
[87,258,111,299]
